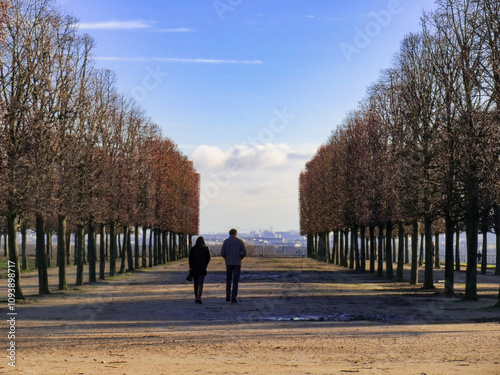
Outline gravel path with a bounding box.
[2,257,500,374]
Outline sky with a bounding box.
[57,0,438,234]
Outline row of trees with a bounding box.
[1,0,199,298]
[300,0,500,302]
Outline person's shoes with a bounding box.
[198,300,203,304]
[231,299,237,304]
[226,297,230,302]
[195,299,201,304]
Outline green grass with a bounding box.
[0,257,36,272]
[0,256,61,277]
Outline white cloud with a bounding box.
[96,57,263,64]
[190,143,317,232]
[77,20,151,30]
[190,145,227,169]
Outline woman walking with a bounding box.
[189,236,211,304]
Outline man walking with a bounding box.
[221,228,246,304]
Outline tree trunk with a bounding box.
[455,229,461,272]
[127,227,134,272]
[419,233,424,266]
[153,229,159,266]
[173,233,178,261]
[119,226,127,273]
[404,234,409,264]
[481,228,487,275]
[423,217,434,289]
[75,225,84,286]
[410,220,418,285]
[494,206,500,275]
[82,231,87,265]
[162,230,167,263]
[118,231,123,258]
[353,226,360,270]
[134,224,140,269]
[65,232,71,266]
[109,222,116,276]
[142,227,147,268]
[318,231,327,262]
[386,221,394,279]
[392,237,396,266]
[88,219,97,283]
[369,226,376,273]
[377,224,384,276]
[333,231,339,265]
[348,229,354,269]
[366,237,370,260]
[464,192,479,300]
[434,233,441,269]
[349,228,355,269]
[344,230,349,268]
[7,213,24,299]
[396,222,404,282]
[360,226,366,272]
[21,222,28,271]
[325,232,330,263]
[158,230,164,264]
[36,214,50,295]
[170,232,175,262]
[179,234,183,260]
[148,228,153,267]
[99,223,105,280]
[339,231,344,266]
[167,231,171,263]
[46,232,52,268]
[57,214,67,290]
[105,228,109,260]
[444,217,455,295]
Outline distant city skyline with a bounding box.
[59,0,439,233]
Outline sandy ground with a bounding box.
[1,256,500,375]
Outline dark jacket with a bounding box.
[189,246,211,277]
[221,235,247,266]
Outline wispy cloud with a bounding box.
[301,15,315,19]
[324,15,350,22]
[96,57,263,64]
[156,28,195,33]
[77,20,151,30]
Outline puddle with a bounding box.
[241,274,288,282]
[261,313,355,322]
[257,313,410,323]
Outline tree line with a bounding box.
[0,0,200,298]
[300,0,500,303]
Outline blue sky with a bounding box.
[59,0,438,233]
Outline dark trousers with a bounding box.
[193,275,205,300]
[226,265,241,301]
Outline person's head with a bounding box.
[229,228,237,236]
[195,236,206,247]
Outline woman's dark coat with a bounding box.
[189,246,211,277]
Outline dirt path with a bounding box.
[2,257,500,374]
